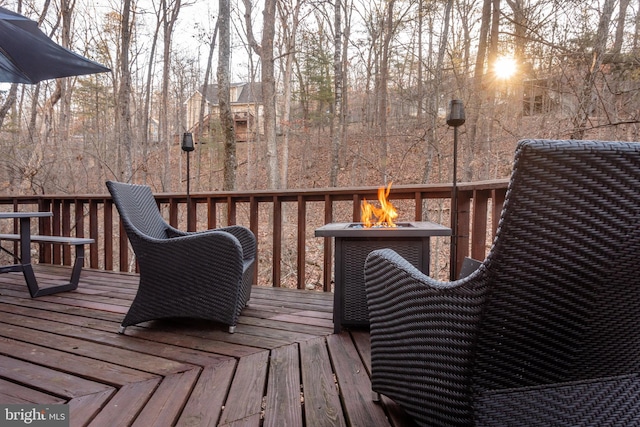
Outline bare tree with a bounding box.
[159,0,182,191]
[0,1,21,129]
[0,85,18,130]
[464,0,493,182]
[330,0,342,187]
[571,0,615,139]
[635,0,640,51]
[219,0,236,190]
[416,0,424,123]
[141,2,163,184]
[339,0,352,173]
[614,0,631,53]
[277,0,304,188]
[243,0,280,189]
[196,19,219,191]
[117,0,134,181]
[378,0,394,183]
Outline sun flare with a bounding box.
[493,56,517,80]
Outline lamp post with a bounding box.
[181,132,194,230]
[447,99,465,280]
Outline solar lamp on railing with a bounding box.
[447,99,465,280]
[182,132,194,230]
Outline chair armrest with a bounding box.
[364,249,486,329]
[136,230,244,279]
[364,248,488,422]
[216,225,256,262]
[167,225,256,263]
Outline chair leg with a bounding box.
[118,325,127,334]
[372,391,381,402]
[228,325,236,334]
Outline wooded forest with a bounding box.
[0,0,639,196]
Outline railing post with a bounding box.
[471,190,490,261]
[62,200,72,266]
[89,200,99,269]
[297,195,306,289]
[273,195,282,287]
[455,190,472,276]
[119,220,129,272]
[414,191,422,221]
[323,194,333,292]
[104,198,114,271]
[207,197,217,229]
[227,196,236,225]
[249,196,259,285]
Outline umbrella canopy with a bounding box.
[0,7,109,84]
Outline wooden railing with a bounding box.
[0,180,509,289]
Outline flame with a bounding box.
[361,182,398,227]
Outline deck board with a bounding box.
[219,351,270,425]
[300,337,347,427]
[88,379,160,426]
[0,265,416,426]
[68,389,117,427]
[263,343,302,427]
[0,378,67,404]
[133,368,202,427]
[176,359,236,426]
[327,334,392,426]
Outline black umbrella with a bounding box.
[0,7,109,84]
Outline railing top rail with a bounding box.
[0,179,510,203]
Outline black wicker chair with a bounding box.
[364,139,640,426]
[106,180,256,334]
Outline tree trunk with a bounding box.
[416,0,423,122]
[118,0,133,181]
[571,0,615,139]
[614,0,631,53]
[142,5,162,184]
[197,20,219,191]
[635,0,640,51]
[58,0,73,150]
[378,0,394,183]
[424,0,453,184]
[340,0,351,170]
[219,0,237,191]
[330,0,342,187]
[160,0,182,191]
[243,0,280,189]
[477,0,500,181]
[277,0,301,189]
[465,0,492,182]
[0,84,18,129]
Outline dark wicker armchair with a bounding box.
[364,139,640,426]
[106,181,256,334]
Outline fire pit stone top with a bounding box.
[315,221,451,238]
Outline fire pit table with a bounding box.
[315,221,451,333]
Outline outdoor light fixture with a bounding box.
[181,132,194,152]
[447,99,465,280]
[447,99,466,127]
[182,132,194,230]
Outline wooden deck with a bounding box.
[0,265,416,427]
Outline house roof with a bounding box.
[198,82,263,105]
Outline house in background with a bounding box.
[185,82,263,143]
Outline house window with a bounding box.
[523,79,549,116]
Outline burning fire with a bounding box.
[361,182,398,227]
